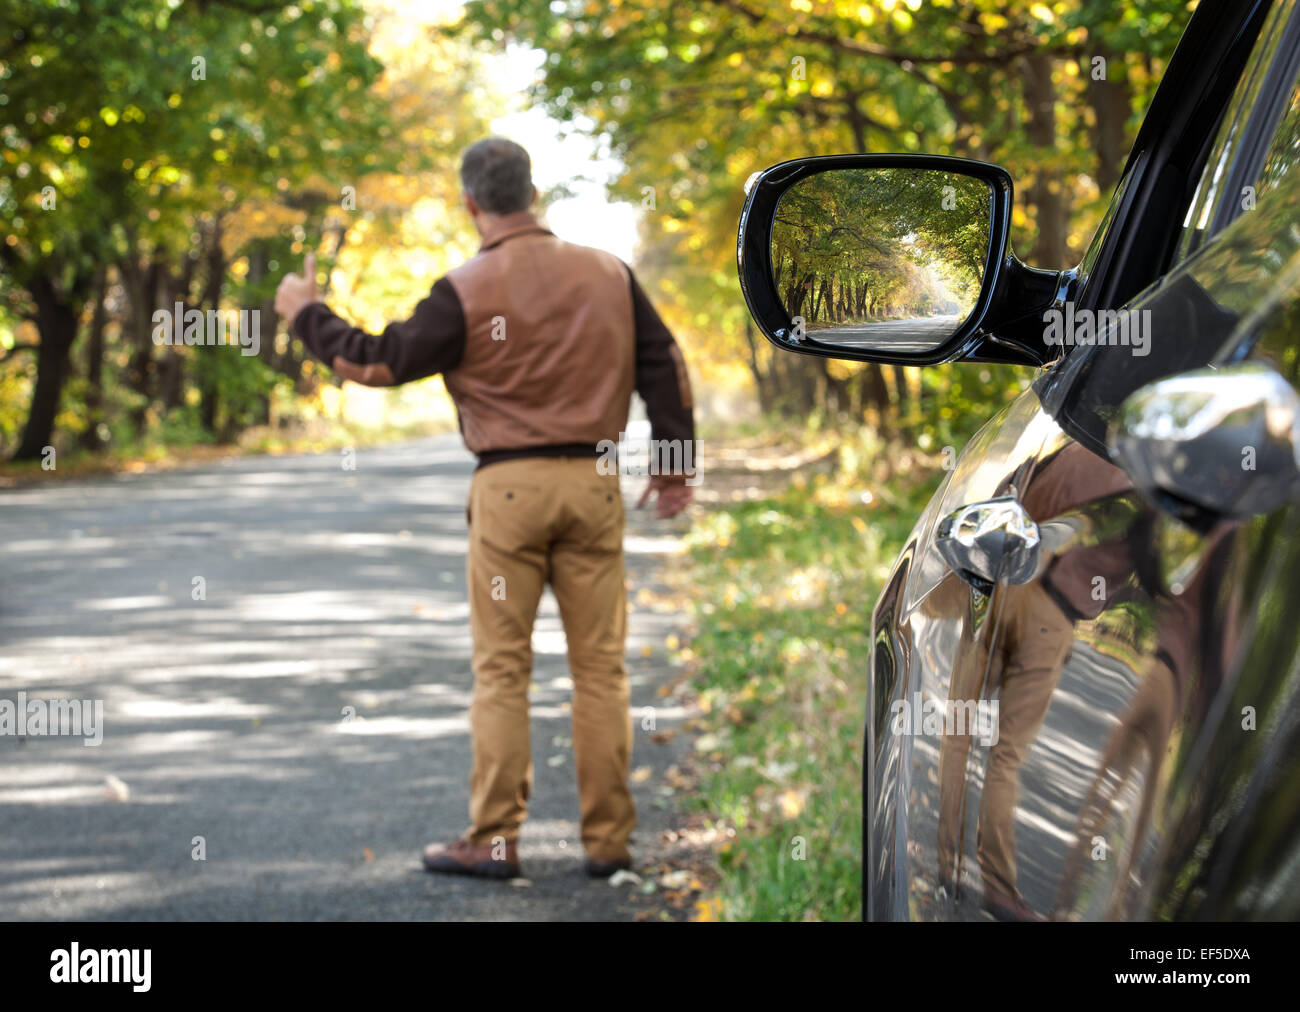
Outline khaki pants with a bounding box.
[1054,658,1177,918]
[937,581,1075,898]
[464,456,634,862]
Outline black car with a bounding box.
[738,0,1300,921]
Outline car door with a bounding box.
[1056,32,1300,920]
[879,0,1300,922]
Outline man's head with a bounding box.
[460,137,537,230]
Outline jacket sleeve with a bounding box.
[627,267,695,463]
[291,276,466,385]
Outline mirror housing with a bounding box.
[737,154,1064,367]
[1108,362,1300,528]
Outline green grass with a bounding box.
[677,448,941,921]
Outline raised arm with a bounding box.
[274,252,466,386]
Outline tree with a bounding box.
[451,0,1187,426]
[0,0,473,459]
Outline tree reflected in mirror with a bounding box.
[771,168,993,352]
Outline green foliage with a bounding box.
[0,0,492,460]
[454,0,1190,427]
[773,167,990,325]
[679,458,942,920]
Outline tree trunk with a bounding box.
[1022,53,1069,268]
[1087,43,1132,197]
[121,250,164,434]
[78,269,110,452]
[862,363,891,432]
[891,364,910,422]
[742,319,774,414]
[199,217,226,436]
[13,278,81,461]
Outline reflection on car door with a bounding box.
[867,390,1057,920]
[875,0,1300,922]
[931,19,1300,919]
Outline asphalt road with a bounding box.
[808,314,961,352]
[0,434,694,921]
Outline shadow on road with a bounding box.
[0,435,695,921]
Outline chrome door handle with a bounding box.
[1109,361,1300,524]
[935,495,1041,593]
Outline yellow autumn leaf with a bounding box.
[692,896,724,922]
[779,789,806,819]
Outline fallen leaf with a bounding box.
[608,869,642,887]
[663,765,689,788]
[103,775,130,802]
[659,869,693,890]
[692,897,724,922]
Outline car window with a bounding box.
[1173,0,1300,266]
[1076,159,1133,286]
[1255,64,1300,195]
[1052,0,1300,453]
[1059,2,1273,346]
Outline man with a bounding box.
[273,137,695,881]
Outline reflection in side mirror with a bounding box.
[770,167,994,354]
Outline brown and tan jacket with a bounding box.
[292,211,694,468]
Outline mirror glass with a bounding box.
[770,167,994,353]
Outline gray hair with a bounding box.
[460,137,534,215]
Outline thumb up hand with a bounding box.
[274,250,320,325]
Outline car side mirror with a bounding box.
[1108,362,1300,528]
[737,154,1060,367]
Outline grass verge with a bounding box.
[674,431,943,920]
